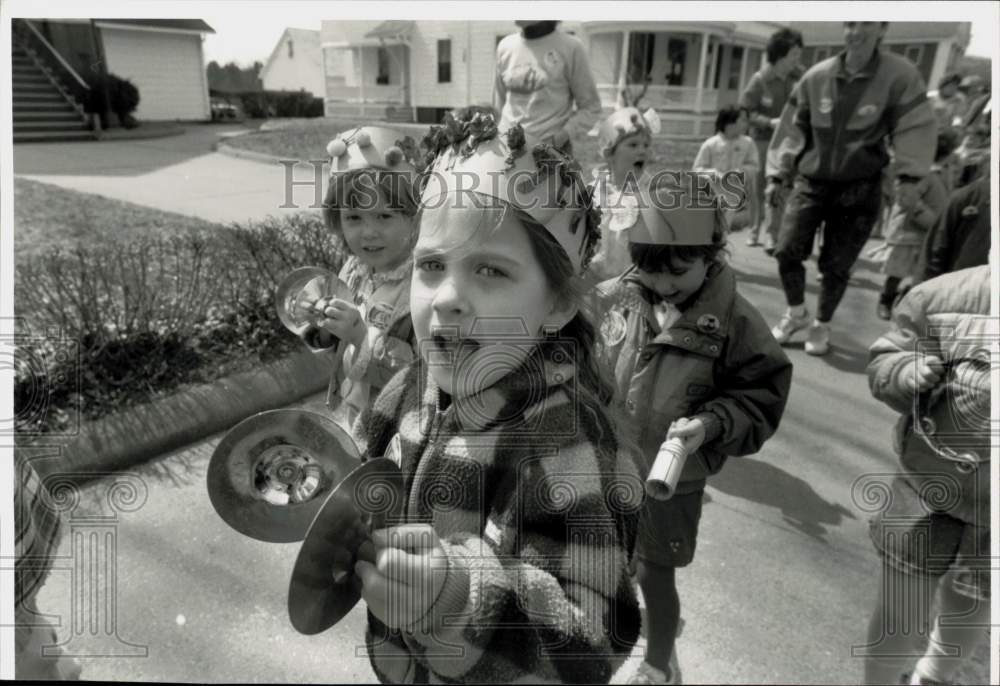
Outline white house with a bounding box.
[22,18,215,121]
[261,27,324,95]
[320,20,974,137]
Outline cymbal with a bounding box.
[207,409,361,543]
[275,267,354,338]
[288,457,404,635]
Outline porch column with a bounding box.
[358,46,366,115]
[928,38,953,90]
[617,30,630,108]
[694,31,710,113]
[738,44,750,94]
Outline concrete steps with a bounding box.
[12,40,97,143]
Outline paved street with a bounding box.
[33,235,989,684]
[13,124,326,225]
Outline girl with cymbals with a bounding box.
[300,126,423,431]
[351,109,644,684]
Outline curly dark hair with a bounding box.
[766,28,804,65]
[715,105,749,134]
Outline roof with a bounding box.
[96,19,215,33]
[261,27,322,79]
[364,20,414,41]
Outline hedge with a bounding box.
[14,213,347,435]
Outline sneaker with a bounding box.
[877,302,892,320]
[904,670,951,686]
[771,308,811,344]
[628,661,677,685]
[746,231,761,247]
[804,321,831,356]
[763,235,776,256]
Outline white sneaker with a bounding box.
[628,661,678,685]
[804,321,830,356]
[771,308,811,344]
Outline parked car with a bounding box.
[210,97,242,121]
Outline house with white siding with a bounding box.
[261,27,324,95]
[320,20,973,137]
[21,18,215,122]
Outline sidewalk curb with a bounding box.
[44,350,331,481]
[214,141,290,165]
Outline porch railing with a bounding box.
[597,84,719,113]
[325,83,407,104]
[13,18,96,128]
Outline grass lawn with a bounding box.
[12,178,312,433]
[223,117,705,176]
[14,178,226,259]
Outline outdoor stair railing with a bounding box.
[12,18,98,131]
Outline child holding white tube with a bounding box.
[301,126,423,431]
[596,179,792,684]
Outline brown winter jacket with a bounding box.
[867,265,992,526]
[596,263,793,495]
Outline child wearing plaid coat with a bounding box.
[350,115,643,683]
[14,451,81,680]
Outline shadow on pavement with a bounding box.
[707,456,856,541]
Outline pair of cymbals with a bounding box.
[275,267,354,340]
[207,409,405,633]
[207,409,364,543]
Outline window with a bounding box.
[287,40,294,59]
[905,45,924,65]
[666,38,687,86]
[437,39,452,83]
[627,32,656,83]
[376,47,390,85]
[728,46,744,91]
[813,47,832,63]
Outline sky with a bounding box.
[201,12,996,68]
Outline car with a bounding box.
[210,97,242,121]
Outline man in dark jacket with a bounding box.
[766,22,938,356]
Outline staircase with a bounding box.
[12,40,97,143]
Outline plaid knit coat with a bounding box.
[14,452,62,608]
[356,348,643,684]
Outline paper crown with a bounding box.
[598,107,662,159]
[627,180,725,246]
[325,126,422,179]
[418,109,600,273]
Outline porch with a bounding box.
[323,20,413,120]
[587,22,768,135]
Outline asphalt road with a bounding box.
[34,235,991,684]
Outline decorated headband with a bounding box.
[325,126,423,179]
[418,108,601,273]
[627,180,726,246]
[597,107,662,159]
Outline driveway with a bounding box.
[13,124,326,225]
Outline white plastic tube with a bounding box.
[644,437,690,501]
